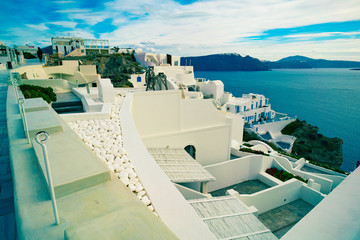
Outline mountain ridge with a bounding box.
[181,53,360,71]
[181,53,270,71]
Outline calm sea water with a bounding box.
[195,69,360,172]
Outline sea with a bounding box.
[195,69,360,172]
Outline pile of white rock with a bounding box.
[67,95,156,214]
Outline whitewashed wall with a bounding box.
[233,179,320,214]
[132,91,234,166]
[204,155,274,192]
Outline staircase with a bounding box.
[52,92,83,114]
[52,100,83,114]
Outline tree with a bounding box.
[111,46,120,53]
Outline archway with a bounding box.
[184,145,196,159]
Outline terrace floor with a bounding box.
[300,165,327,174]
[210,180,270,197]
[258,199,314,238]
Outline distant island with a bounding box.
[181,53,270,71]
[181,53,360,71]
[265,55,360,69]
[350,68,360,71]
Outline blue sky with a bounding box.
[0,0,359,61]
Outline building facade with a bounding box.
[222,93,275,124]
[135,52,181,68]
[52,37,110,56]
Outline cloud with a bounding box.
[25,23,49,31]
[284,31,360,39]
[1,0,360,60]
[49,21,78,29]
[56,9,91,13]
[53,0,74,3]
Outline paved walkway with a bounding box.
[0,69,15,240]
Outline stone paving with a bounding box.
[0,69,15,240]
[258,199,314,239]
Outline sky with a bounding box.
[0,0,359,61]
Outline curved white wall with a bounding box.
[131,90,233,165]
[204,155,274,192]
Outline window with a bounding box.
[235,105,240,113]
[243,106,246,111]
[137,76,141,82]
[251,104,253,110]
[174,61,179,66]
[256,102,258,108]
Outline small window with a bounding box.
[137,76,141,82]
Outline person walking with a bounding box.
[37,47,43,62]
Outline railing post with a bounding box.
[18,98,30,144]
[35,131,61,225]
[11,77,19,100]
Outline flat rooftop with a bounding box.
[210,180,270,197]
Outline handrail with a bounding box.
[35,131,60,225]
[10,76,31,144]
[18,98,30,144]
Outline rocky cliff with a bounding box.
[282,119,343,170]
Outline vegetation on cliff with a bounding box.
[282,119,343,169]
[48,53,143,87]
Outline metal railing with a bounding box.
[35,131,60,225]
[10,74,60,224]
[10,74,31,144]
[18,98,30,144]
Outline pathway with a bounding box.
[0,69,15,240]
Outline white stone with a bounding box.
[137,191,146,198]
[141,196,151,206]
[128,184,136,191]
[120,177,129,186]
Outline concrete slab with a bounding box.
[210,180,270,197]
[7,85,178,239]
[23,98,49,112]
[31,129,111,198]
[282,167,360,240]
[26,109,64,137]
[258,199,314,238]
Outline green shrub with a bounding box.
[266,167,307,183]
[240,147,269,156]
[281,119,302,135]
[243,143,253,147]
[23,52,36,59]
[19,84,56,103]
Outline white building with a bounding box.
[196,79,275,124]
[15,45,38,55]
[112,48,143,54]
[135,52,181,68]
[0,42,18,69]
[222,93,275,124]
[52,37,110,56]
